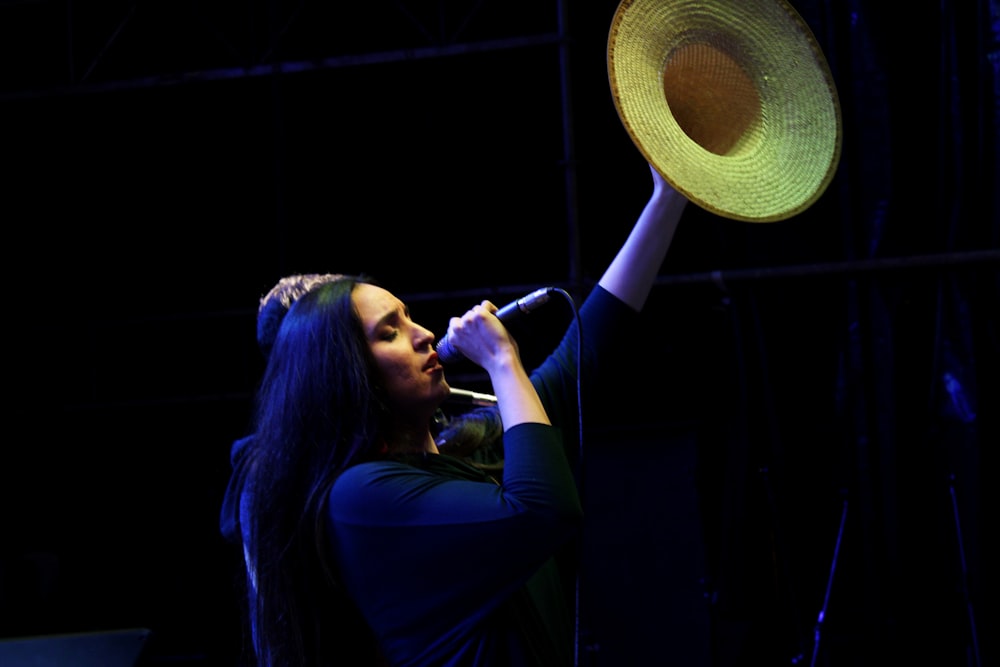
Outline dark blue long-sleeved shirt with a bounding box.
[324,286,636,666]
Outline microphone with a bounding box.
[436,287,555,364]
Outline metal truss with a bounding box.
[0,0,565,100]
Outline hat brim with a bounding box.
[608,0,843,222]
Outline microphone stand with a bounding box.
[792,493,848,667]
[446,387,497,406]
[947,473,982,667]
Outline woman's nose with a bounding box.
[414,324,435,348]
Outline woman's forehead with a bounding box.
[352,283,403,323]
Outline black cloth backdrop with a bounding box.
[1,1,997,665]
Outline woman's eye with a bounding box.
[380,329,398,342]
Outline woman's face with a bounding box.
[352,283,449,417]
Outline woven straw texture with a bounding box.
[608,0,843,222]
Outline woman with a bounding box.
[237,164,688,666]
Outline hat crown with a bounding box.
[663,40,761,156]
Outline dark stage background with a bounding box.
[1,1,997,665]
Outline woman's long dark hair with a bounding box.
[243,276,385,666]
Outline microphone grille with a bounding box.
[436,336,464,364]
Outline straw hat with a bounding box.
[607,0,843,222]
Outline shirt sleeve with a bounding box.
[530,285,639,429]
[328,422,582,657]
